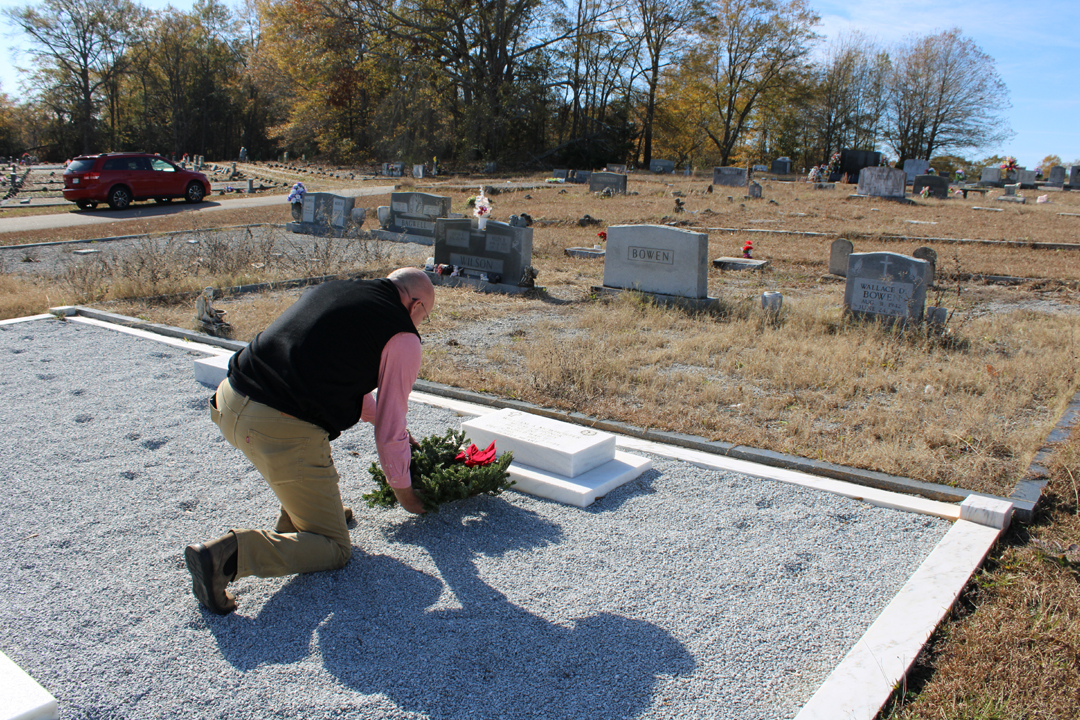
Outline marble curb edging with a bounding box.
[40,307,1065,521]
[0,224,281,252]
[0,649,58,720]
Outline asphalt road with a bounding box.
[0,184,396,234]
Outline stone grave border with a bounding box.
[7,308,1077,719]
[424,270,538,295]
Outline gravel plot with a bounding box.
[0,317,951,720]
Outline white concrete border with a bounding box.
[0,314,54,326]
[0,650,58,720]
[4,314,1011,720]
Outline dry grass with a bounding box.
[3,168,1080,715]
[882,436,1080,720]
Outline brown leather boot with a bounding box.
[184,532,238,615]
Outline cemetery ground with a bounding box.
[2,169,1079,717]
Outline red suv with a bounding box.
[63,153,211,210]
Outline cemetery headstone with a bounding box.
[412,164,425,179]
[712,167,748,187]
[770,157,792,175]
[843,252,930,324]
[903,159,930,184]
[572,170,592,185]
[382,162,405,177]
[552,169,568,180]
[602,224,708,299]
[979,167,1003,187]
[753,165,768,172]
[606,164,627,174]
[287,192,355,237]
[911,247,937,287]
[1070,166,1080,187]
[433,217,534,286]
[1048,166,1066,187]
[377,191,453,240]
[1016,169,1037,188]
[1003,183,1018,196]
[649,159,675,174]
[829,238,854,276]
[912,174,950,199]
[833,149,882,183]
[747,181,762,199]
[856,167,906,199]
[484,162,498,173]
[589,172,627,194]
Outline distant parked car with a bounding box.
[62,153,211,210]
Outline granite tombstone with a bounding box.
[603,224,709,298]
[288,192,355,237]
[829,238,854,276]
[713,167,748,187]
[589,172,627,194]
[856,167,906,198]
[649,159,675,174]
[903,159,930,184]
[1070,166,1080,187]
[770,157,792,175]
[1048,166,1066,187]
[382,192,453,239]
[843,252,930,324]
[912,174,950,199]
[433,218,534,285]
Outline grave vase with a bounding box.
[762,291,783,314]
[477,217,488,230]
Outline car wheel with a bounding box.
[108,186,132,210]
[185,182,205,204]
[154,197,173,204]
[76,200,95,210]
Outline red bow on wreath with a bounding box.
[455,441,498,467]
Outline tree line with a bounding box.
[0,0,1016,172]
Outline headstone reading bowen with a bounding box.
[649,159,675,174]
[903,159,930,184]
[856,167,906,198]
[912,174,950,199]
[829,238,854,277]
[602,224,708,299]
[1047,166,1066,187]
[843,252,930,324]
[377,191,453,241]
[589,172,627,194]
[433,217,533,286]
[712,167,748,187]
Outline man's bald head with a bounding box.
[388,267,435,322]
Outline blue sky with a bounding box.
[2,0,1078,168]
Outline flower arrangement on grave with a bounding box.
[826,152,841,178]
[742,239,753,258]
[473,187,491,220]
[363,428,514,513]
[1000,157,1018,173]
[596,231,607,242]
[920,185,930,199]
[955,169,965,182]
[287,181,306,204]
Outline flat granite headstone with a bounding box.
[461,408,651,508]
[712,257,769,271]
[979,167,1003,187]
[843,252,930,324]
[856,167,906,198]
[903,159,930,184]
[603,224,709,299]
[913,175,949,199]
[829,238,854,276]
[433,217,533,285]
[713,167,747,187]
[649,159,675,174]
[589,172,627,194]
[384,191,453,238]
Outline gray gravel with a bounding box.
[0,317,951,719]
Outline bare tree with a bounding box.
[809,32,889,163]
[884,28,1012,163]
[5,0,143,153]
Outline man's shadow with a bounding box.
[210,497,694,719]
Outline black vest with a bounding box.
[228,278,420,439]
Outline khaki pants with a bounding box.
[211,378,351,579]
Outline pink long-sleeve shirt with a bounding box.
[360,332,422,488]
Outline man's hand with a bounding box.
[408,431,420,448]
[393,485,426,514]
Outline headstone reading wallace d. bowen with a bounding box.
[843,252,930,324]
[602,224,709,298]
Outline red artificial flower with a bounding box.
[455,441,498,467]
[597,231,607,241]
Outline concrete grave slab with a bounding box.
[603,224,709,299]
[712,257,769,271]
